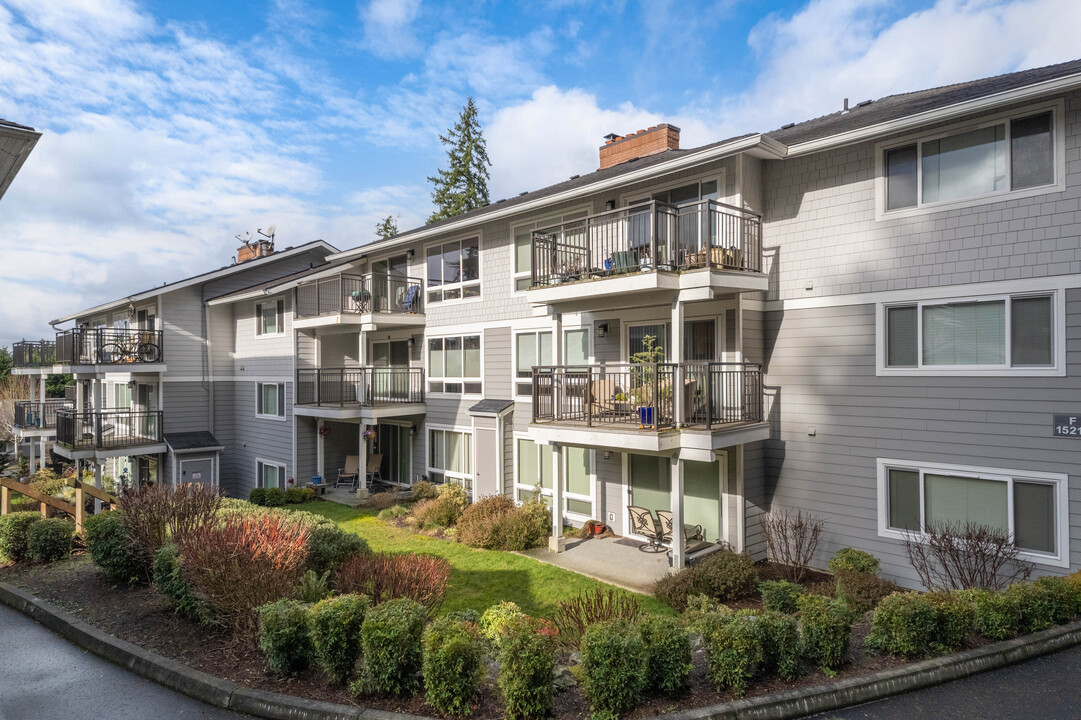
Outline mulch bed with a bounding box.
[1,554,912,720]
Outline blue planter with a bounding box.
[311,475,323,485]
[638,407,654,426]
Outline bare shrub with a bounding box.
[335,552,450,615]
[119,483,223,579]
[553,588,641,646]
[366,491,402,511]
[903,521,1033,591]
[759,509,825,582]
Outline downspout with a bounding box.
[203,302,215,434]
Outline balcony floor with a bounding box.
[528,419,770,456]
[294,401,426,421]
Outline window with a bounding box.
[426,237,479,303]
[881,107,1058,214]
[879,460,1067,565]
[513,210,589,291]
[113,382,132,410]
[428,335,481,394]
[564,328,589,365]
[628,323,668,361]
[883,293,1055,373]
[256,299,284,336]
[428,428,473,496]
[514,438,593,518]
[515,331,552,397]
[256,382,286,418]
[257,460,287,490]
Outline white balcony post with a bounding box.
[552,312,563,417]
[670,456,685,570]
[549,442,565,553]
[357,426,369,501]
[672,300,685,426]
[316,421,325,478]
[93,462,103,514]
[37,376,47,470]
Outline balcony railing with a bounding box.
[531,362,763,430]
[12,340,56,368]
[530,199,762,288]
[56,409,163,451]
[296,273,424,319]
[295,367,425,407]
[54,328,164,366]
[14,399,74,429]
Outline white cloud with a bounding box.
[360,0,423,59]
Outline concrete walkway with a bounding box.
[0,602,249,720]
[519,535,671,594]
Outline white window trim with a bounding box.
[255,298,285,338]
[620,168,728,206]
[512,328,554,399]
[427,425,474,495]
[426,333,484,398]
[255,382,287,420]
[512,434,595,521]
[876,458,1069,568]
[874,99,1066,221]
[511,205,593,296]
[423,231,483,305]
[876,289,1064,377]
[256,458,288,490]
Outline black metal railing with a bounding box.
[56,409,163,450]
[295,367,425,407]
[532,362,762,430]
[14,399,74,429]
[12,340,56,367]
[296,273,424,318]
[530,199,762,288]
[54,328,164,365]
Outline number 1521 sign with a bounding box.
[1054,415,1081,437]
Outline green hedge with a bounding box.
[640,614,692,696]
[257,599,315,676]
[357,597,426,696]
[27,518,74,562]
[798,594,853,671]
[498,618,556,720]
[0,511,41,562]
[306,524,370,578]
[759,580,803,614]
[85,511,143,584]
[310,593,368,684]
[581,619,647,716]
[828,548,881,575]
[422,617,484,716]
[704,610,761,697]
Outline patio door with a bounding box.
[627,454,670,536]
[627,453,724,543]
[371,340,409,400]
[375,423,410,485]
[372,255,409,312]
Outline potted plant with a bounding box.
[630,334,665,428]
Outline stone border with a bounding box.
[3,580,1080,720]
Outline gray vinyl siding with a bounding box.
[227,380,294,497]
[483,326,511,399]
[743,440,768,559]
[761,291,1081,586]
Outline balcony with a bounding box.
[12,340,56,368]
[55,409,165,457]
[530,362,768,453]
[294,367,425,420]
[14,399,74,430]
[528,200,767,306]
[295,273,424,330]
[54,328,164,369]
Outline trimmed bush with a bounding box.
[84,512,142,584]
[412,484,469,528]
[336,552,450,614]
[640,615,692,696]
[828,548,881,576]
[263,487,285,507]
[306,524,370,578]
[927,592,975,651]
[358,597,427,696]
[653,566,699,611]
[257,599,315,676]
[581,619,647,716]
[1036,575,1081,624]
[835,569,900,613]
[152,543,207,624]
[27,518,74,562]
[654,549,757,611]
[683,594,727,632]
[480,601,525,649]
[1006,581,1056,634]
[310,593,369,684]
[378,505,410,521]
[457,494,548,551]
[866,592,939,657]
[798,594,853,670]
[759,580,804,614]
[248,488,268,506]
[757,611,803,681]
[423,617,484,716]
[960,588,1020,640]
[0,511,41,562]
[447,609,481,624]
[704,611,762,697]
[498,617,556,720]
[284,487,314,504]
[412,479,438,500]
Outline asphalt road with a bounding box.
[0,602,248,720]
[804,644,1081,720]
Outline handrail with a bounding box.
[296,272,424,318]
[14,399,74,429]
[54,328,164,366]
[11,340,56,368]
[56,409,164,450]
[295,367,425,407]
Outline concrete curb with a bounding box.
[3,580,1080,720]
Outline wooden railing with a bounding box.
[14,399,74,429]
[54,328,163,365]
[532,362,763,430]
[530,199,762,288]
[296,273,424,318]
[11,340,56,367]
[56,409,164,451]
[0,476,119,531]
[295,367,425,407]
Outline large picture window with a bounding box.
[428,335,482,394]
[427,237,479,303]
[879,460,1066,565]
[513,210,589,291]
[881,107,1058,214]
[514,438,593,518]
[428,428,473,496]
[884,293,1054,373]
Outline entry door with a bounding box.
[684,459,723,543]
[181,458,213,486]
[474,426,500,497]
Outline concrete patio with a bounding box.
[519,535,672,595]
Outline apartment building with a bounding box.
[13,58,1081,586]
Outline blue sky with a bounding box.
[0,0,1079,345]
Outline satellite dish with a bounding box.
[265,224,276,237]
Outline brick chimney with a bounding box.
[599,124,680,170]
[237,239,274,264]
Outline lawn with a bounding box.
[298,500,672,619]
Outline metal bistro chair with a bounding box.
[627,505,666,553]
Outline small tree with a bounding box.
[427,97,491,223]
[46,374,73,398]
[0,347,12,380]
[629,334,665,409]
[374,215,398,240]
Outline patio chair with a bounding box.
[610,250,637,275]
[366,453,384,488]
[656,510,705,544]
[627,505,666,553]
[335,455,360,488]
[587,379,623,417]
[400,285,420,313]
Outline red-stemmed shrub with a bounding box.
[174,512,311,635]
[335,552,450,615]
[119,483,222,579]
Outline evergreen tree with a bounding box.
[427,98,491,223]
[374,215,399,240]
[0,348,11,380]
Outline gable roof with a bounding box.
[206,256,358,305]
[0,118,41,202]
